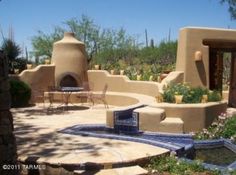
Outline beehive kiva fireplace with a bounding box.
[51,32,88,87]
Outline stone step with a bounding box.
[159,117,184,133]
[74,165,148,175]
[133,106,166,132]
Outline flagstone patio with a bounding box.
[12,104,169,174]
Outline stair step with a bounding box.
[74,165,148,175]
[159,117,184,133]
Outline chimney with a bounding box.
[51,32,88,87]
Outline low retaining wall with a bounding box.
[19,65,55,90]
[88,70,160,97]
[44,91,155,107]
[149,101,227,132]
[88,70,184,96]
[11,65,55,103]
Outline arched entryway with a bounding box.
[203,39,236,107]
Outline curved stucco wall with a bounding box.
[176,27,236,88]
[19,65,55,89]
[17,65,55,102]
[45,91,149,106]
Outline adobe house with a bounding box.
[176,27,236,107]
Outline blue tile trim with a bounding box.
[113,105,144,134]
[59,124,192,154]
[59,125,236,171]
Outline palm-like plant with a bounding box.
[1,39,21,73]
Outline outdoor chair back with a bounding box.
[76,81,94,104]
[90,83,109,108]
[32,88,45,106]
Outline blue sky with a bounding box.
[0,0,236,55]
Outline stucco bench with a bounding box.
[133,106,166,132]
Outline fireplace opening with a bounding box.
[59,74,78,87]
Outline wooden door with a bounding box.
[229,53,236,107]
[209,50,223,91]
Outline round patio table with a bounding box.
[59,86,84,110]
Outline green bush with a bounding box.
[194,114,236,143]
[162,83,221,104]
[162,83,190,103]
[147,154,220,175]
[221,115,236,139]
[208,90,222,102]
[184,87,208,103]
[9,80,31,107]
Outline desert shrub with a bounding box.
[9,80,31,107]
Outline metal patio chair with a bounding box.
[32,88,46,107]
[89,84,109,108]
[76,81,94,105]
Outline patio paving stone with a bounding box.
[12,104,168,170]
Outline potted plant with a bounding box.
[120,70,124,75]
[156,94,163,103]
[137,74,142,81]
[110,69,115,75]
[201,94,208,103]
[44,58,50,64]
[26,64,32,69]
[175,93,183,104]
[149,75,153,81]
[94,64,100,70]
[14,69,19,74]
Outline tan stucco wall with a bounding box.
[88,70,161,97]
[17,65,55,102]
[88,70,184,96]
[150,101,227,132]
[176,27,236,88]
[19,65,55,89]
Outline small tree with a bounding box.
[31,27,64,59]
[65,15,100,62]
[221,0,236,19]
[31,15,138,66]
[157,40,177,66]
